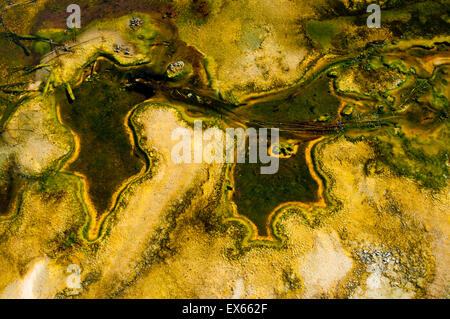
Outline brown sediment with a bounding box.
[31,0,177,33]
[0,174,27,219]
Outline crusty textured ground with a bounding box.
[0,3,448,299]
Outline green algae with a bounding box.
[238,74,340,125]
[367,129,449,189]
[232,141,319,236]
[306,20,340,52]
[56,59,148,215]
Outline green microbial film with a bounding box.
[57,60,149,215]
[238,74,340,125]
[233,141,318,236]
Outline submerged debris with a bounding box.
[113,44,131,56]
[114,44,122,53]
[129,17,143,29]
[167,61,185,78]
